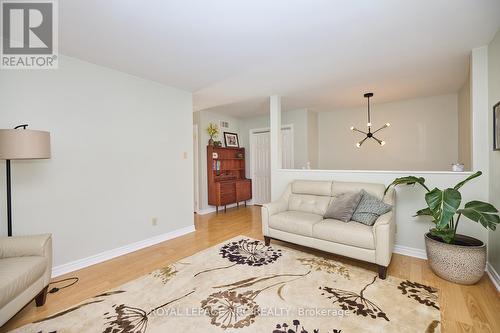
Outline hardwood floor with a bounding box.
[2,206,499,332]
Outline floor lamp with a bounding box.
[0,125,51,237]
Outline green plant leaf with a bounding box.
[414,207,432,217]
[457,200,500,230]
[384,176,429,194]
[430,228,455,244]
[453,171,482,190]
[425,188,461,229]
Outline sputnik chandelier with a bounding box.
[350,92,390,147]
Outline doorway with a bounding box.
[193,124,199,213]
[249,126,293,204]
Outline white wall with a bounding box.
[282,109,309,169]
[270,49,490,253]
[488,29,500,273]
[307,111,319,169]
[318,94,459,171]
[0,56,194,267]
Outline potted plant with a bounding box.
[206,123,219,146]
[385,171,499,284]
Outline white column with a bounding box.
[471,46,490,243]
[471,47,490,179]
[270,95,281,200]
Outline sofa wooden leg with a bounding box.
[35,286,48,307]
[264,236,271,246]
[378,265,388,279]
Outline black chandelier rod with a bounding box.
[365,92,373,132]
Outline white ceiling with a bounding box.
[60,0,500,117]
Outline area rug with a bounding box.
[11,236,441,333]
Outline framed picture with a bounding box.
[224,132,239,148]
[495,102,500,151]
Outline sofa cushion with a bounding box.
[313,219,375,250]
[292,180,332,196]
[332,181,386,200]
[288,194,332,215]
[324,191,362,222]
[352,190,393,226]
[269,211,324,237]
[0,256,47,308]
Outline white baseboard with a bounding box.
[197,203,253,215]
[486,262,500,292]
[393,244,427,260]
[51,225,196,277]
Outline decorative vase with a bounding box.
[424,233,486,285]
[208,138,214,146]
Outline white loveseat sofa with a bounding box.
[262,180,396,279]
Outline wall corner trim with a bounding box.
[486,262,500,292]
[394,244,428,260]
[51,225,196,277]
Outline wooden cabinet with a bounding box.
[236,179,252,202]
[207,146,252,213]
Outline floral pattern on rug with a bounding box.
[272,319,342,333]
[201,271,310,329]
[297,257,350,279]
[10,236,441,333]
[320,276,389,321]
[151,262,190,284]
[398,280,440,310]
[103,290,194,333]
[195,238,282,277]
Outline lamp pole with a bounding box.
[6,159,12,236]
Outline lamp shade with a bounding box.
[0,129,51,160]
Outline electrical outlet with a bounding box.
[152,217,158,226]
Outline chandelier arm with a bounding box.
[372,135,383,145]
[358,136,369,147]
[352,127,368,135]
[372,124,388,134]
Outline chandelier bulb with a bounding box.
[381,141,386,146]
[386,123,391,127]
[350,126,355,131]
[367,122,372,127]
[356,142,361,148]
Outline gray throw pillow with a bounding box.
[324,191,362,222]
[352,190,392,226]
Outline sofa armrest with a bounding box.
[373,211,396,267]
[262,199,288,216]
[0,234,52,259]
[262,199,288,236]
[261,185,291,236]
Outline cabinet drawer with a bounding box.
[220,192,236,205]
[219,182,235,194]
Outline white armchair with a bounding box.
[0,234,52,326]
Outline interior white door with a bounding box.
[250,127,294,204]
[250,131,271,204]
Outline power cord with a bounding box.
[48,277,79,294]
